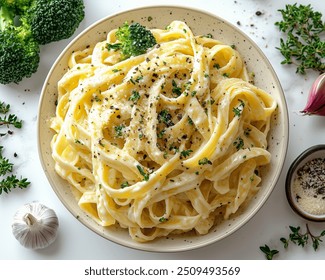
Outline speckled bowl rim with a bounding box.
[37,5,289,252]
[286,145,325,222]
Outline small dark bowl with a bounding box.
[286,145,325,222]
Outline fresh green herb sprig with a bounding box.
[159,217,168,223]
[0,174,30,195]
[0,146,30,195]
[260,224,325,260]
[275,3,325,74]
[0,114,22,129]
[259,245,279,260]
[0,101,22,136]
[0,101,30,195]
[281,224,325,251]
[0,146,13,176]
[0,101,10,114]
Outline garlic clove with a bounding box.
[12,202,59,250]
[301,73,325,116]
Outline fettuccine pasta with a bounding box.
[50,21,277,242]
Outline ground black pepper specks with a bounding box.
[293,158,325,215]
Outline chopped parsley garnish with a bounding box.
[114,124,125,138]
[172,80,182,97]
[136,165,150,181]
[233,137,244,150]
[180,149,193,159]
[135,75,143,83]
[198,157,212,165]
[121,182,129,188]
[203,33,213,38]
[157,129,165,139]
[232,100,245,117]
[129,90,140,104]
[158,110,174,127]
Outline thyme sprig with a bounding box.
[0,101,10,114]
[275,3,325,74]
[280,224,325,251]
[0,101,22,136]
[260,224,325,260]
[0,146,30,195]
[259,245,279,260]
[0,174,30,195]
[0,101,30,195]
[0,146,13,176]
[0,114,22,128]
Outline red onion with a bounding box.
[301,73,325,116]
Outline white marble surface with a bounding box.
[1,0,324,260]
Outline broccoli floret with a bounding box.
[0,0,85,84]
[0,0,31,14]
[0,4,40,84]
[107,22,157,60]
[22,0,85,45]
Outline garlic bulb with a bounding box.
[301,73,325,115]
[12,202,59,250]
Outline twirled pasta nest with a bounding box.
[50,21,276,242]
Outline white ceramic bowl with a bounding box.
[286,145,325,222]
[37,6,289,252]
